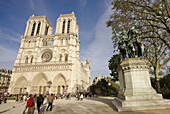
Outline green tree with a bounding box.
[107,0,170,48]
[107,0,170,90]
[89,78,120,96]
[159,74,170,99]
[108,54,121,82]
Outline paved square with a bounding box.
[0,97,170,114]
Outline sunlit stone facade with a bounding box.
[8,12,91,95]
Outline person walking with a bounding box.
[80,93,83,101]
[77,93,80,101]
[46,93,54,111]
[37,94,43,113]
[23,94,38,114]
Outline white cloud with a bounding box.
[30,0,35,11]
[80,4,113,80]
[0,27,20,69]
[0,27,21,43]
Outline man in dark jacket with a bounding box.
[37,94,43,113]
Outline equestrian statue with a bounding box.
[114,26,144,60]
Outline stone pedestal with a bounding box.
[112,58,170,111]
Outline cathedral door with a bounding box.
[19,88,22,94]
[57,86,60,93]
[39,86,42,94]
[43,86,46,94]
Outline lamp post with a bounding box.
[47,81,52,94]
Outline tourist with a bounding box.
[77,93,80,101]
[23,94,38,114]
[46,93,54,111]
[16,95,18,101]
[80,93,83,101]
[23,95,27,101]
[4,97,7,103]
[37,94,43,113]
[20,95,23,101]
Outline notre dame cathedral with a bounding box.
[8,12,91,95]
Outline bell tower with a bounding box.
[24,14,53,36]
[55,11,79,36]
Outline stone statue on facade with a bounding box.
[114,26,144,60]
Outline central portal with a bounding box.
[52,73,67,94]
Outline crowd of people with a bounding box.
[0,92,96,114]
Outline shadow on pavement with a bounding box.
[40,103,55,114]
[0,109,10,113]
[86,97,153,114]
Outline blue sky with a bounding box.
[0,0,113,80]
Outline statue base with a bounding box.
[112,58,170,112]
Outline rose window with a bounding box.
[42,52,52,62]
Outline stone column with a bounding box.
[34,22,38,36]
[24,21,29,36]
[65,19,68,34]
[27,81,32,94]
[41,21,46,35]
[39,21,43,35]
[55,19,60,34]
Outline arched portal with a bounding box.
[52,73,67,94]
[14,76,28,94]
[31,72,48,94]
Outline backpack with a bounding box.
[27,98,34,107]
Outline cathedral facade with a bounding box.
[8,12,91,95]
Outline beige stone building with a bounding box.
[93,74,108,84]
[0,68,12,92]
[8,12,91,95]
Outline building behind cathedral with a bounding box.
[8,12,91,95]
[0,68,12,92]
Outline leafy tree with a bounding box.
[107,0,170,90]
[159,74,170,99]
[108,54,121,82]
[146,38,169,90]
[107,0,170,48]
[151,74,170,99]
[89,78,120,96]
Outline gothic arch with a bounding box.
[32,72,48,86]
[52,73,66,86]
[14,76,28,87]
[51,73,67,94]
[58,49,69,56]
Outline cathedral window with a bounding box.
[67,20,70,33]
[45,25,49,35]
[25,57,28,64]
[62,21,65,33]
[36,22,41,35]
[30,56,33,63]
[59,55,62,61]
[31,23,36,36]
[65,54,68,61]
